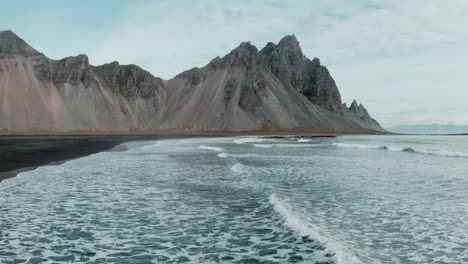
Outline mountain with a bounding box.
[0,30,384,133]
[388,124,468,134]
[342,100,383,131]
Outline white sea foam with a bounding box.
[233,137,268,144]
[269,194,367,264]
[217,152,230,158]
[230,163,249,174]
[333,142,380,149]
[218,153,264,159]
[256,143,325,148]
[333,142,468,157]
[418,149,468,157]
[253,144,273,148]
[298,139,312,142]
[199,145,224,152]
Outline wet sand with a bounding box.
[0,134,205,183]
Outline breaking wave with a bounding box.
[233,137,269,144]
[217,152,230,158]
[217,153,264,159]
[253,144,273,148]
[333,143,468,157]
[198,145,224,152]
[230,163,250,174]
[269,194,364,264]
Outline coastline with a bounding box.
[0,129,390,183]
[0,134,208,183]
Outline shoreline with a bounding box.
[0,130,389,183]
[0,134,210,183]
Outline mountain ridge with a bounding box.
[0,30,384,133]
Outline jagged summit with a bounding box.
[209,41,261,69]
[342,100,383,131]
[260,34,342,112]
[276,35,303,57]
[0,30,41,56]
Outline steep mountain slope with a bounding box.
[260,35,342,113]
[0,30,384,133]
[0,30,166,131]
[163,42,365,131]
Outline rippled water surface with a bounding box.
[1,135,467,263]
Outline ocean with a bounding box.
[0,135,467,263]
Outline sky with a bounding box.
[1,0,467,128]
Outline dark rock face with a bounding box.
[221,43,266,114]
[52,55,91,87]
[92,62,164,99]
[260,35,343,112]
[0,30,41,57]
[175,67,204,86]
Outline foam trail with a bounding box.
[333,142,380,149]
[233,137,268,144]
[334,142,468,157]
[257,143,325,148]
[199,145,224,152]
[270,194,367,264]
[298,139,312,142]
[218,153,264,158]
[253,144,273,148]
[230,163,249,174]
[217,152,230,158]
[418,149,468,157]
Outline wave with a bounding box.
[230,163,249,174]
[333,142,380,149]
[199,145,224,152]
[255,143,326,148]
[298,139,312,142]
[217,153,264,158]
[269,194,364,264]
[333,143,468,157]
[217,152,230,158]
[233,137,269,144]
[253,144,273,148]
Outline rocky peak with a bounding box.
[0,30,41,57]
[276,35,303,58]
[174,67,204,85]
[51,54,91,87]
[210,42,261,69]
[260,35,304,69]
[92,62,164,99]
[348,100,359,112]
[260,34,343,112]
[342,99,383,130]
[346,99,370,116]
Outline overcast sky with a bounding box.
[2,0,467,128]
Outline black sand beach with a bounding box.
[0,133,343,183]
[0,135,198,183]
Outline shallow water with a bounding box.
[1,135,467,263]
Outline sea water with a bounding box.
[0,135,467,263]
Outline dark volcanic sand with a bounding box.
[0,135,201,183]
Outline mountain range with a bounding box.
[0,30,383,133]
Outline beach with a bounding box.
[0,130,366,183]
[0,134,205,183]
